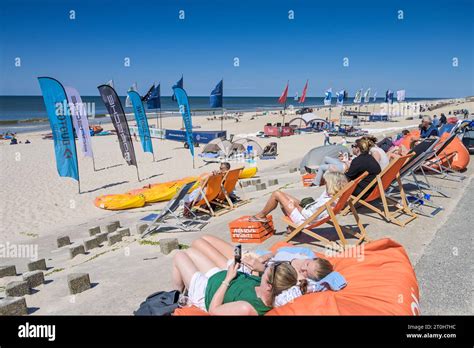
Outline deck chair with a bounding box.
[191,173,224,217]
[211,167,248,212]
[141,181,207,238]
[283,172,369,251]
[341,154,417,227]
[422,132,466,182]
[389,138,444,216]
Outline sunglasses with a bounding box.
[267,261,291,289]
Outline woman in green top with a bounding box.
[173,246,299,315]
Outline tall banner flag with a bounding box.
[278,81,289,106]
[145,84,161,109]
[128,90,154,154]
[65,86,93,158]
[385,90,394,104]
[373,91,377,101]
[125,82,138,107]
[336,89,345,105]
[38,77,79,182]
[363,88,371,103]
[397,89,406,102]
[141,83,155,102]
[173,87,194,158]
[353,89,363,104]
[299,80,309,104]
[210,79,223,108]
[171,75,184,102]
[324,88,332,106]
[98,84,137,167]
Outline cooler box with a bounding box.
[302,173,316,187]
[229,215,275,243]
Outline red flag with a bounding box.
[278,82,289,105]
[299,80,309,104]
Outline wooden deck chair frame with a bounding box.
[341,154,417,227]
[283,172,369,252]
[191,173,224,217]
[211,167,249,213]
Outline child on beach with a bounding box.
[248,171,348,226]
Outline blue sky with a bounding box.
[0,0,473,97]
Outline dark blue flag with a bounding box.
[171,76,183,101]
[147,84,161,109]
[210,79,223,108]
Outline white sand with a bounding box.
[1,99,472,244]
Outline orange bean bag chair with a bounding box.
[173,238,420,316]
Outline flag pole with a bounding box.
[135,164,141,182]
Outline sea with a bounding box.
[0,96,443,134]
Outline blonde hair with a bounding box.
[354,137,373,154]
[267,262,299,301]
[323,171,348,196]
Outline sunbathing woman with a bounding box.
[191,235,334,282]
[248,171,348,225]
[172,245,299,315]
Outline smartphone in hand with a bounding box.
[234,244,242,264]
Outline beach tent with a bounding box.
[288,117,308,128]
[201,138,232,157]
[299,144,350,172]
[301,113,318,123]
[230,137,263,156]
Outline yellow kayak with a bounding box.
[94,194,146,210]
[239,167,258,179]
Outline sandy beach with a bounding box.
[0,97,473,315]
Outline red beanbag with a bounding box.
[174,238,420,316]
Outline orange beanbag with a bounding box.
[173,238,420,316]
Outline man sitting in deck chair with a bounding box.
[248,171,347,228]
[183,162,232,216]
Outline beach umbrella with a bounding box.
[299,144,350,172]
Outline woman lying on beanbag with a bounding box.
[172,241,300,315]
[190,235,346,307]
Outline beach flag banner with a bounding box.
[336,89,345,105]
[173,87,194,158]
[98,84,138,168]
[353,89,363,104]
[278,82,289,106]
[37,77,79,183]
[397,89,406,102]
[324,88,332,106]
[141,83,155,102]
[385,90,394,104]
[299,80,309,104]
[145,84,161,109]
[171,75,184,102]
[125,82,138,107]
[210,79,223,108]
[363,88,371,103]
[373,91,377,101]
[65,86,93,159]
[128,90,154,155]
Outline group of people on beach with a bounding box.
[169,112,457,315]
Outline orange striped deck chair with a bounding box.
[341,153,417,227]
[191,173,224,217]
[283,172,369,251]
[211,167,248,212]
